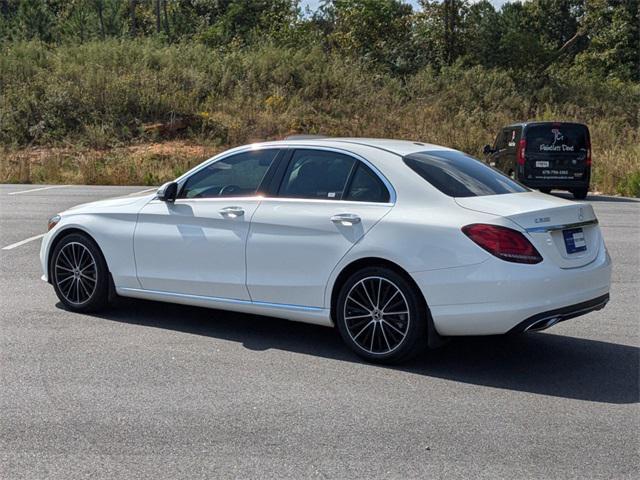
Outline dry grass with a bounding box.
[0,141,220,186]
[2,136,638,197]
[1,40,638,195]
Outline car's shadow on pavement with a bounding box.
[80,298,639,405]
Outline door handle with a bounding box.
[219,206,245,218]
[331,213,361,226]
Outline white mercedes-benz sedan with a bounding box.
[40,138,611,363]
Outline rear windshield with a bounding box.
[526,124,588,154]
[404,150,528,197]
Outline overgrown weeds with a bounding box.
[1,40,638,196]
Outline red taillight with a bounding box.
[516,139,526,165]
[462,224,542,264]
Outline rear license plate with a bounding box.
[563,228,587,254]
[536,161,550,168]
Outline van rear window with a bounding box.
[403,151,528,197]
[526,125,588,154]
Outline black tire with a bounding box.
[572,188,588,200]
[539,188,551,194]
[50,232,109,312]
[336,267,428,364]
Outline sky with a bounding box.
[300,1,509,12]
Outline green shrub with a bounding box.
[1,39,638,195]
[616,171,640,198]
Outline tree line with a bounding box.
[1,0,638,82]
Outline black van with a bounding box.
[483,122,591,199]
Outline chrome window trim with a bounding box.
[152,197,395,208]
[257,197,394,207]
[168,144,397,205]
[525,219,598,233]
[149,196,264,205]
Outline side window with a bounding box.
[344,163,390,203]
[495,130,508,150]
[496,128,521,152]
[505,128,521,149]
[279,150,355,200]
[180,149,279,199]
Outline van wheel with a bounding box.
[571,188,588,200]
[539,188,551,194]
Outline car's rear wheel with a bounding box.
[336,267,427,364]
[571,188,588,200]
[50,233,109,312]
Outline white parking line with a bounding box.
[128,188,156,196]
[2,233,45,250]
[8,185,69,195]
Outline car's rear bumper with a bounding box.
[412,238,612,336]
[507,293,609,333]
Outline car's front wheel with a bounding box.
[336,267,427,364]
[50,233,109,312]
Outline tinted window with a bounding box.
[279,150,355,200]
[344,163,390,203]
[495,127,521,151]
[525,124,588,155]
[181,149,278,198]
[404,150,528,197]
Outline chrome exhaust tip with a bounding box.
[526,316,561,332]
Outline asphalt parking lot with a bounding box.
[1,184,638,479]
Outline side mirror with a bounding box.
[483,144,493,155]
[157,181,178,202]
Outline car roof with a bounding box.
[502,121,588,129]
[248,137,456,157]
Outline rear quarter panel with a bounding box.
[323,199,495,308]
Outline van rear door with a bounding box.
[524,123,590,182]
[492,126,521,175]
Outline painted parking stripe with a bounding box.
[8,185,69,195]
[2,233,45,250]
[128,188,156,196]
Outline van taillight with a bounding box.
[517,139,526,165]
[462,224,542,264]
[586,138,592,166]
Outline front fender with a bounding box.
[41,213,141,289]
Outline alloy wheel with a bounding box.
[54,242,98,305]
[343,276,410,355]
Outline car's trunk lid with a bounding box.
[455,192,600,268]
